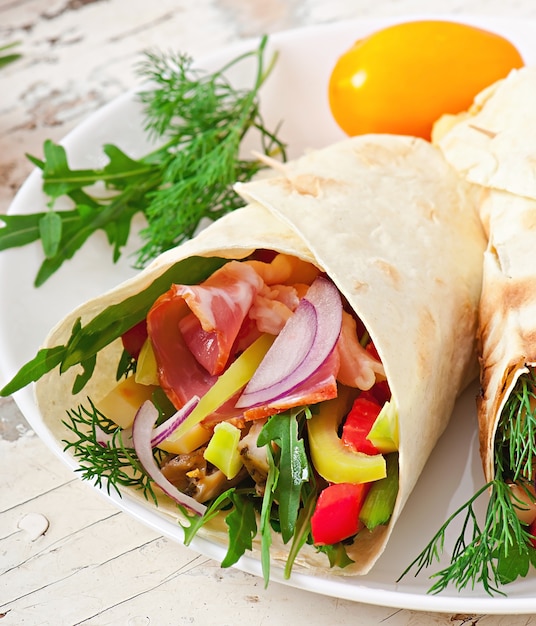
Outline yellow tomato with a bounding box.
[328,20,524,140]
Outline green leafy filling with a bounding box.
[401,369,536,595]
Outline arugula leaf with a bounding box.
[220,492,258,568]
[0,41,22,69]
[0,213,55,249]
[39,211,63,258]
[180,489,235,545]
[316,542,355,570]
[0,255,226,397]
[256,409,311,585]
[0,345,67,396]
[260,432,277,585]
[496,533,531,585]
[283,481,319,578]
[258,408,310,544]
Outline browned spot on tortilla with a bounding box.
[417,307,437,373]
[373,259,401,287]
[274,174,344,198]
[522,208,536,231]
[468,124,497,139]
[501,276,536,310]
[351,139,416,167]
[353,280,369,292]
[521,329,536,352]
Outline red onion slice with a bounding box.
[235,277,342,409]
[150,395,200,447]
[132,400,207,516]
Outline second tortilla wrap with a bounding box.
[434,67,536,485]
[418,66,536,592]
[17,134,486,578]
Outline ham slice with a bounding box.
[176,261,264,375]
[146,288,216,409]
[337,311,385,390]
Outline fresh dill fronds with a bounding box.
[0,35,285,286]
[134,36,286,264]
[401,370,536,595]
[499,369,536,482]
[62,398,161,505]
[400,479,533,595]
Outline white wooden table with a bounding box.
[3,1,536,624]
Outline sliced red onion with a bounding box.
[150,395,200,447]
[235,276,342,409]
[132,400,207,516]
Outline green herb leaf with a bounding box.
[62,399,161,503]
[0,36,285,286]
[258,408,309,544]
[283,481,318,579]
[0,345,67,396]
[221,492,257,568]
[0,255,226,396]
[179,489,235,545]
[39,211,63,258]
[260,437,277,586]
[496,533,531,585]
[40,140,103,199]
[401,370,536,595]
[316,542,355,570]
[0,41,22,69]
[72,354,97,395]
[0,213,49,250]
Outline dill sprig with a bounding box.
[399,479,533,595]
[500,369,536,482]
[0,35,285,286]
[401,369,536,595]
[62,398,161,505]
[134,36,286,264]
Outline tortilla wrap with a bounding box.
[433,67,536,483]
[33,134,486,576]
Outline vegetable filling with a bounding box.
[65,251,400,582]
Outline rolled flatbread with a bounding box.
[434,67,536,486]
[421,66,536,593]
[27,134,486,577]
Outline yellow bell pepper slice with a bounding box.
[135,338,159,386]
[204,421,243,479]
[158,333,274,453]
[367,399,399,453]
[308,394,386,484]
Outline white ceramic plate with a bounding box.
[2,15,536,614]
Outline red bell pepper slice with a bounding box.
[341,396,382,456]
[311,482,371,545]
[121,320,148,359]
[146,287,216,409]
